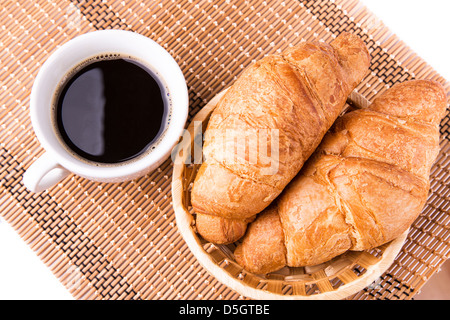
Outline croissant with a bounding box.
[234,79,447,274]
[191,32,370,244]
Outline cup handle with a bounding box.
[23,152,71,193]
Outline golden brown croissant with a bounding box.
[234,79,447,274]
[191,32,370,244]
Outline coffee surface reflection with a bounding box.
[54,55,169,164]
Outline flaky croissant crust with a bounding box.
[235,79,447,273]
[191,33,370,245]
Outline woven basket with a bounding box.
[171,89,408,300]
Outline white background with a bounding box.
[1,0,450,300]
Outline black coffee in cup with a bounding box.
[53,54,171,164]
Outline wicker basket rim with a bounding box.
[171,89,409,300]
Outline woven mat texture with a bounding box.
[0,0,449,300]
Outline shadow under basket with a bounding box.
[171,89,408,300]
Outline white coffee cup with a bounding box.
[23,30,188,193]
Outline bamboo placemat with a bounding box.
[0,0,449,300]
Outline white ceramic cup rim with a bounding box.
[29,30,188,181]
